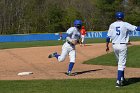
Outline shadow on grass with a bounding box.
[74,69,103,75]
[124,77,140,86]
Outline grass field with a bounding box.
[84,45,140,68]
[0,79,140,93]
[0,38,104,49]
[0,37,140,93]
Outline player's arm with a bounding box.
[77,36,82,44]
[65,28,74,43]
[126,22,140,31]
[66,33,72,42]
[66,33,77,45]
[106,25,113,52]
[136,26,140,31]
[106,36,110,52]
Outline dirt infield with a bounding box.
[0,42,140,80]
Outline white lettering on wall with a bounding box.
[86,32,103,38]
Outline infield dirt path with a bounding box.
[0,42,140,80]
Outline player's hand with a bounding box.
[77,38,82,44]
[71,40,77,45]
[106,47,109,52]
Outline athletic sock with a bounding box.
[121,71,124,81]
[68,62,75,73]
[54,54,60,59]
[117,70,123,81]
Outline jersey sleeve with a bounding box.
[107,24,114,37]
[125,22,137,31]
[66,27,74,35]
[66,27,74,42]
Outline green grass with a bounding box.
[0,79,140,93]
[84,45,140,68]
[0,40,65,49]
[0,38,105,49]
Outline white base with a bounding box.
[17,72,33,76]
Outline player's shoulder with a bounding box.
[110,21,119,25]
[66,27,77,33]
[68,27,77,30]
[123,21,131,25]
[109,22,116,27]
[110,21,126,26]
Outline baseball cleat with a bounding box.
[48,52,57,58]
[115,81,122,88]
[65,72,76,76]
[121,78,127,86]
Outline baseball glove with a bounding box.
[77,38,82,44]
[71,39,78,45]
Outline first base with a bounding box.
[17,72,33,76]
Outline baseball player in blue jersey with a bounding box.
[106,12,140,88]
[48,20,82,76]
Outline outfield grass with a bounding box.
[0,40,65,49]
[0,38,105,49]
[84,45,140,68]
[0,79,140,93]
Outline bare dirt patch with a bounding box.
[0,42,140,80]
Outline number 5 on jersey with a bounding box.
[116,27,120,35]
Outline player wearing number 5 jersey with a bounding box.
[106,12,140,88]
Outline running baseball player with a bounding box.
[48,20,82,76]
[106,12,140,87]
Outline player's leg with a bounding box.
[57,43,72,62]
[81,35,84,45]
[48,45,68,62]
[113,45,119,63]
[113,44,123,87]
[114,50,123,87]
[116,45,127,87]
[66,50,76,76]
[81,37,84,44]
[82,36,85,46]
[48,52,60,58]
[119,47,127,82]
[57,48,68,62]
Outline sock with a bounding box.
[121,71,124,81]
[54,54,60,59]
[117,70,123,81]
[68,62,75,73]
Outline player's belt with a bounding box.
[112,43,126,45]
[67,41,74,46]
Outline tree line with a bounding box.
[0,0,140,34]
